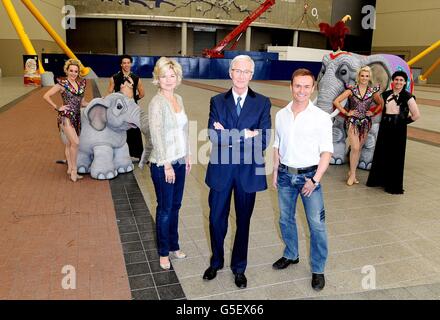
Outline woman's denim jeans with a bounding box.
[277,167,328,274]
[150,158,186,257]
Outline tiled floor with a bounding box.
[106,78,440,300]
[0,80,131,299]
[0,77,37,112]
[1,76,439,300]
[110,173,186,300]
[90,80,186,300]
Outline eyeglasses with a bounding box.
[232,69,253,76]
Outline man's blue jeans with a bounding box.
[277,167,328,274]
[150,158,186,257]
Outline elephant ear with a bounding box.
[370,64,389,93]
[86,98,109,131]
[365,58,392,94]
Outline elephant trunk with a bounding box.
[316,87,345,114]
[138,106,152,165]
[139,107,149,137]
[132,106,141,129]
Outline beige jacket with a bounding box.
[146,92,190,166]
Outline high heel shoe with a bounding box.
[70,173,83,182]
[159,256,170,270]
[346,175,355,186]
[347,172,359,185]
[171,250,187,259]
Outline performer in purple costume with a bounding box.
[43,59,89,182]
[333,66,383,186]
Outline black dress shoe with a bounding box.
[234,273,247,289]
[203,266,220,280]
[272,257,299,270]
[311,273,325,291]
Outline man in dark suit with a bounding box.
[203,55,271,289]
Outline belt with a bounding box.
[383,114,400,119]
[279,163,317,174]
[383,114,402,124]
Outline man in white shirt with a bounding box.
[272,68,333,291]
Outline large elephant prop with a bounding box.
[316,52,413,169]
[77,93,141,179]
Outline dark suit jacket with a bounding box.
[205,87,271,193]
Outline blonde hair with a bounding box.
[152,57,183,87]
[63,58,82,76]
[356,66,373,85]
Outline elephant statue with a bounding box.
[316,52,413,169]
[77,93,141,179]
[138,105,153,170]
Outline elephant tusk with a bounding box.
[341,15,351,23]
[330,109,341,118]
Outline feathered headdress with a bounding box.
[319,15,351,52]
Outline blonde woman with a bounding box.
[43,59,89,182]
[148,57,191,270]
[333,66,383,185]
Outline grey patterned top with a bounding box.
[144,92,189,166]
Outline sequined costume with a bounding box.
[57,78,86,136]
[345,84,380,139]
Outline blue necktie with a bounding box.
[236,96,242,117]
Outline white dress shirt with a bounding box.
[232,88,251,139]
[273,100,333,168]
[232,88,248,108]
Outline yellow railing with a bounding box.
[2,0,45,73]
[407,40,440,66]
[20,0,90,77]
[407,40,440,81]
[2,0,91,77]
[419,57,440,82]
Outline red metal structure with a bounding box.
[202,0,276,58]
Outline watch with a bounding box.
[310,177,319,186]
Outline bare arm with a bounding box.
[137,80,145,100]
[43,84,63,111]
[302,114,333,197]
[107,77,115,95]
[313,151,332,183]
[81,98,89,108]
[302,151,332,197]
[367,92,384,116]
[333,89,352,116]
[408,97,421,121]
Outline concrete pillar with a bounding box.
[117,19,123,55]
[245,26,251,51]
[181,22,187,56]
[293,30,299,47]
